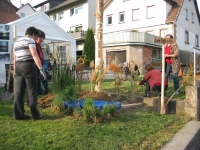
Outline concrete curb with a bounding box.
[121,103,143,110]
[161,121,200,150]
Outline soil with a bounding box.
[38,93,54,107]
[38,90,119,107]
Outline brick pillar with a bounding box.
[185,86,200,121]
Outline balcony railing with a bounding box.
[68,30,87,39]
[103,31,162,46]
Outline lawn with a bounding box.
[0,78,190,150]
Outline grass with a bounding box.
[82,77,186,100]
[0,78,190,150]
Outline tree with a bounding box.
[84,28,95,64]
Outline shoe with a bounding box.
[14,114,30,120]
[32,114,42,121]
[143,94,150,97]
[43,91,48,95]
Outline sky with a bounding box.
[11,0,46,8]
[11,0,200,8]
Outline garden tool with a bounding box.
[1,25,15,100]
[1,58,14,100]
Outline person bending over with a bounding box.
[137,64,168,97]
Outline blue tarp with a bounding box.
[64,99,121,109]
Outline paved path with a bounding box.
[161,121,200,150]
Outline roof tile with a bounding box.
[165,0,183,23]
[0,12,20,24]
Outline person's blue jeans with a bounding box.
[165,63,180,92]
[39,60,49,93]
[13,61,40,120]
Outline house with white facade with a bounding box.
[45,0,96,58]
[16,3,35,18]
[33,0,67,12]
[102,0,200,73]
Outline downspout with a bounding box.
[172,21,176,40]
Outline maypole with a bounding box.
[95,0,103,92]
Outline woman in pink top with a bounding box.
[138,64,168,97]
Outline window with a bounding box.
[20,13,25,18]
[147,5,155,19]
[44,3,49,11]
[59,12,64,20]
[152,48,161,61]
[185,31,189,44]
[107,15,112,25]
[53,14,56,21]
[192,13,194,23]
[119,12,125,23]
[132,9,139,21]
[196,35,199,47]
[185,9,188,20]
[160,29,168,38]
[70,6,83,16]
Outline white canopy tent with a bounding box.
[0,11,76,83]
[7,11,76,60]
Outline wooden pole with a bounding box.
[154,37,175,114]
[160,44,165,114]
[95,0,103,92]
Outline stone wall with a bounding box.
[185,86,200,121]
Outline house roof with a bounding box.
[165,0,200,25]
[46,0,78,13]
[194,0,200,25]
[165,0,183,23]
[0,11,20,24]
[17,3,35,12]
[33,0,49,8]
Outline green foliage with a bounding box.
[52,50,76,94]
[84,28,95,63]
[52,91,65,108]
[102,104,117,120]
[74,106,83,119]
[83,98,95,122]
[65,85,77,101]
[52,85,77,111]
